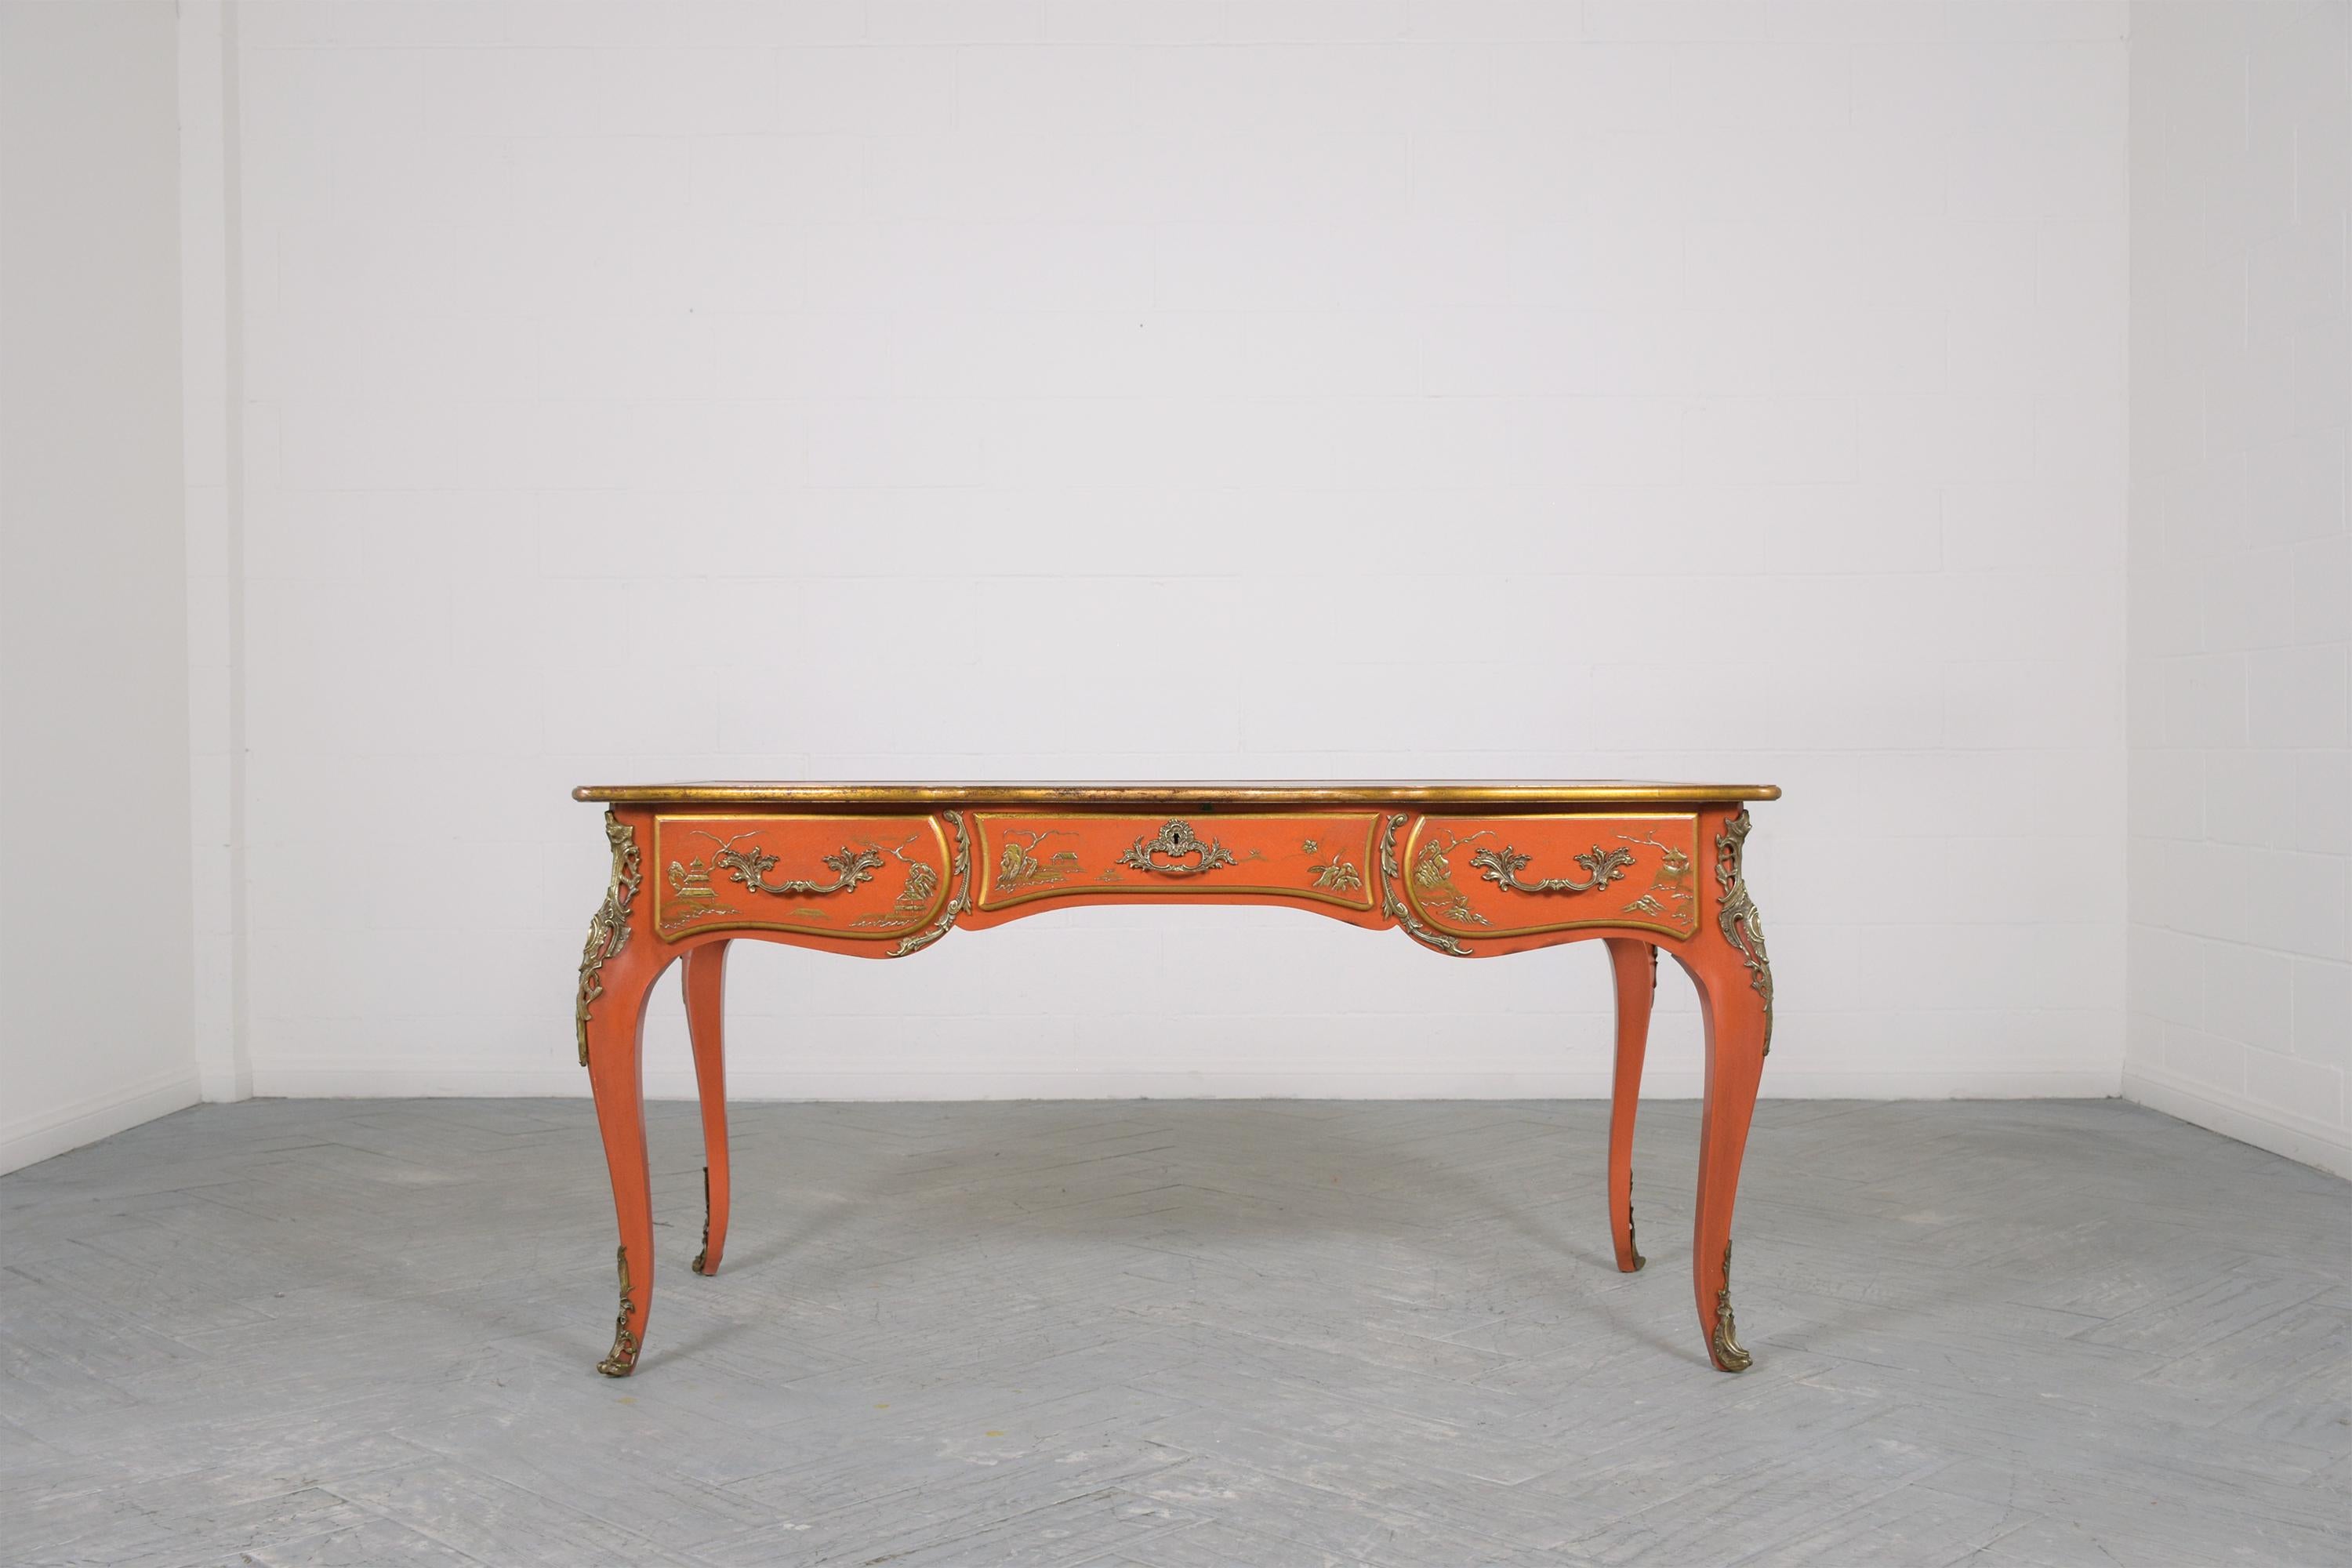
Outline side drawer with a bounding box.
[652,814,956,942]
[971,812,1384,913]
[1398,813,1702,941]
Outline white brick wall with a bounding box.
[220,1,2132,1102]
[2125,2,2351,1174]
[1,0,201,1174]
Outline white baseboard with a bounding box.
[0,1067,201,1176]
[197,1065,252,1103]
[250,1062,2121,1102]
[2124,1064,2352,1180]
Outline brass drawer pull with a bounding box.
[1470,844,1635,896]
[1116,819,1236,877]
[714,843,884,898]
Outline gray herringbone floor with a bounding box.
[2,1098,2346,1567]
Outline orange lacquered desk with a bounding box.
[569,782,1779,1377]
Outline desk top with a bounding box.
[573,780,1780,807]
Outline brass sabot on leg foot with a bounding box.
[1627,1170,1645,1272]
[1710,1240,1751,1373]
[691,1166,713,1276]
[596,1245,641,1377]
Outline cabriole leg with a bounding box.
[576,808,666,1377]
[583,943,666,1376]
[1685,960,1766,1371]
[683,940,732,1276]
[1603,937,1656,1272]
[1679,807,1773,1372]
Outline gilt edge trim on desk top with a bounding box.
[573,781,1782,807]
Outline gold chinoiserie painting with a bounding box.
[651,814,956,942]
[970,812,1385,914]
[1397,814,1704,941]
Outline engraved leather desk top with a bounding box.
[574,779,1784,806]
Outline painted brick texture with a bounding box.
[229,1,2129,1100]
[2126,1,2350,1171]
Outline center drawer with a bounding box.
[970,812,1384,913]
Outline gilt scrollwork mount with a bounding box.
[1381,814,1473,956]
[886,810,968,957]
[575,809,643,1067]
[1713,807,1774,1054]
